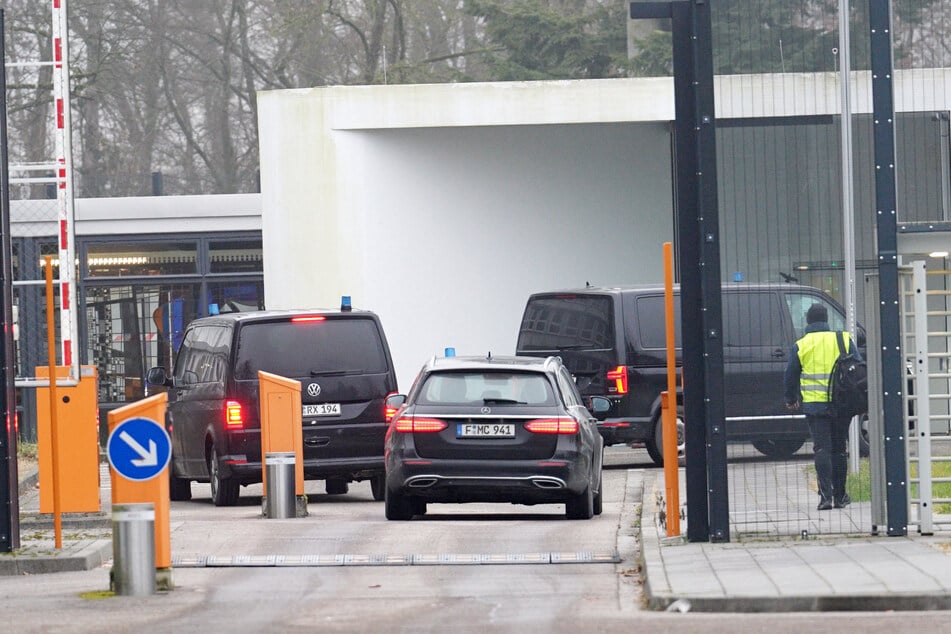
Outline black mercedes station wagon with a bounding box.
[147,307,398,506]
[383,355,608,520]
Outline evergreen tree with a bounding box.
[464,0,630,80]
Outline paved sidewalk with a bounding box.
[1,462,112,576]
[638,470,951,612]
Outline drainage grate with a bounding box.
[172,551,620,568]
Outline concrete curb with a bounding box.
[0,539,112,576]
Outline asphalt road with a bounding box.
[3,445,951,632]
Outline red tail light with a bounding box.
[607,365,628,394]
[393,417,447,433]
[384,392,399,422]
[225,400,244,429]
[291,315,326,323]
[525,417,579,434]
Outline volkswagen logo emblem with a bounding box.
[481,406,491,414]
[307,383,322,397]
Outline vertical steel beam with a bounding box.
[0,9,22,552]
[868,0,908,536]
[631,0,727,542]
[690,0,728,544]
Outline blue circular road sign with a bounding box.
[107,417,172,482]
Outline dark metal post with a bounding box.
[690,0,728,543]
[0,9,22,552]
[151,171,163,196]
[631,0,727,542]
[868,0,907,536]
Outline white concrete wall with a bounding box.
[258,82,674,389]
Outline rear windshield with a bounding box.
[234,317,388,380]
[517,295,614,351]
[417,371,556,406]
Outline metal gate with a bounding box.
[900,260,951,534]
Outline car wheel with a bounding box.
[325,478,349,495]
[384,487,415,520]
[751,437,806,458]
[566,484,594,520]
[593,483,603,516]
[370,474,386,501]
[412,498,427,516]
[646,411,686,467]
[169,467,192,502]
[208,445,239,507]
[858,414,870,458]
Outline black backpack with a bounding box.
[828,331,868,419]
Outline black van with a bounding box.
[146,308,398,505]
[516,284,866,465]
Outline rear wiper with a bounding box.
[308,369,364,377]
[482,398,523,405]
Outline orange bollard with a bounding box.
[107,393,171,570]
[258,371,304,497]
[37,366,101,514]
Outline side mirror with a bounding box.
[385,393,406,421]
[589,396,611,417]
[146,366,170,387]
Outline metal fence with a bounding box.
[703,0,951,538]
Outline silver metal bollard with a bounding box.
[112,503,156,596]
[264,452,296,518]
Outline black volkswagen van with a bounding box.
[516,284,866,465]
[147,308,398,505]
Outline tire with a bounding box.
[208,445,239,507]
[752,437,806,458]
[646,411,686,467]
[858,414,870,458]
[325,478,349,495]
[412,498,427,516]
[566,484,594,520]
[593,483,603,516]
[370,474,386,501]
[169,467,192,502]
[384,487,415,520]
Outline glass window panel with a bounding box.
[209,239,263,273]
[86,241,198,277]
[208,281,264,315]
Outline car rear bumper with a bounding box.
[724,415,810,442]
[221,455,384,483]
[386,455,591,504]
[597,419,652,445]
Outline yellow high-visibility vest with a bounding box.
[797,331,850,403]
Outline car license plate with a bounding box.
[303,403,341,417]
[457,423,515,438]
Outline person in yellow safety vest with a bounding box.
[783,303,857,511]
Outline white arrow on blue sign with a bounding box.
[107,417,172,482]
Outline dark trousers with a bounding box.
[807,412,852,502]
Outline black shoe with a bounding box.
[817,499,833,511]
[834,494,851,509]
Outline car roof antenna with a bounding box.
[487,351,492,360]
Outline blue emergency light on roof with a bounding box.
[444,347,456,357]
[341,295,352,312]
[208,303,220,315]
